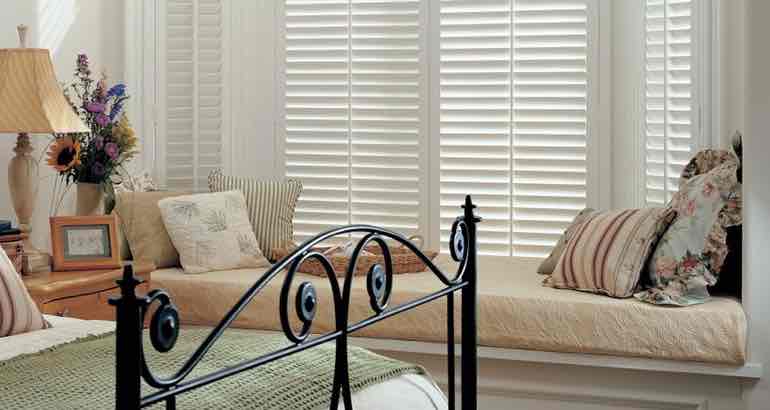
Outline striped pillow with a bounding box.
[546,208,676,298]
[1,247,49,337]
[208,170,302,261]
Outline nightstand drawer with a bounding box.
[40,283,149,320]
[41,292,103,319]
[24,263,155,321]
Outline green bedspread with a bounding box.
[0,328,424,409]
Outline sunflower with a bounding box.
[46,137,81,172]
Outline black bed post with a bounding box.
[460,195,479,410]
[109,265,145,410]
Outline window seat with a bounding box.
[152,255,747,366]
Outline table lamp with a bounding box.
[0,25,88,272]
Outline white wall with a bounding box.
[742,0,770,407]
[230,0,278,179]
[0,0,124,251]
[718,0,745,144]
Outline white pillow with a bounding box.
[158,191,270,274]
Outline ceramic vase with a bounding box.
[76,182,105,216]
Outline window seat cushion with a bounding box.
[152,255,747,365]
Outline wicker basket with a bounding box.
[272,237,437,277]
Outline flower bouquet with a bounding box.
[47,54,138,215]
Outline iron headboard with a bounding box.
[110,195,481,410]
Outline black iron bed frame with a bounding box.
[110,195,481,410]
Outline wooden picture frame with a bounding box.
[50,215,121,272]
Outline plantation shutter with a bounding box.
[283,0,424,241]
[439,0,591,257]
[644,0,698,205]
[160,0,226,191]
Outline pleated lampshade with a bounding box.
[0,48,88,134]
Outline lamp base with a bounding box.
[23,244,51,274]
[8,133,51,274]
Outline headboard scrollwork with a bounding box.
[111,195,481,410]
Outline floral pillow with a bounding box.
[158,191,270,274]
[635,149,741,306]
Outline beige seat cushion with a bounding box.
[114,191,188,268]
[0,247,49,337]
[152,254,747,364]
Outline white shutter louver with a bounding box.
[284,0,424,242]
[439,0,591,257]
[644,0,698,205]
[284,0,351,240]
[350,0,422,235]
[162,0,226,191]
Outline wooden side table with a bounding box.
[23,262,155,321]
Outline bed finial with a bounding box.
[462,195,481,223]
[118,265,140,294]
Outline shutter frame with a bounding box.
[643,0,702,206]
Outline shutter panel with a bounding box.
[644,0,697,205]
[284,0,351,241]
[162,0,225,191]
[351,0,423,235]
[512,0,589,257]
[439,0,591,257]
[284,0,424,241]
[439,0,513,256]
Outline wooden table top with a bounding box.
[23,261,155,302]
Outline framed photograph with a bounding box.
[50,215,121,271]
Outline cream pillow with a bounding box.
[208,169,302,261]
[537,208,595,274]
[158,191,270,274]
[0,247,49,336]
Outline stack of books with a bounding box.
[1,219,25,274]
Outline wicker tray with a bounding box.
[272,238,437,277]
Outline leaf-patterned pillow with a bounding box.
[158,191,270,274]
[635,151,741,306]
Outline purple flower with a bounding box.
[92,162,105,176]
[105,142,119,160]
[86,102,106,113]
[94,136,104,150]
[109,101,124,121]
[95,114,110,127]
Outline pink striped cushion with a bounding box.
[0,247,49,337]
[547,208,676,298]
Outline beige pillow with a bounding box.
[0,247,49,337]
[158,191,271,274]
[537,208,595,274]
[110,211,132,261]
[114,191,188,268]
[208,170,302,261]
[546,208,676,298]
